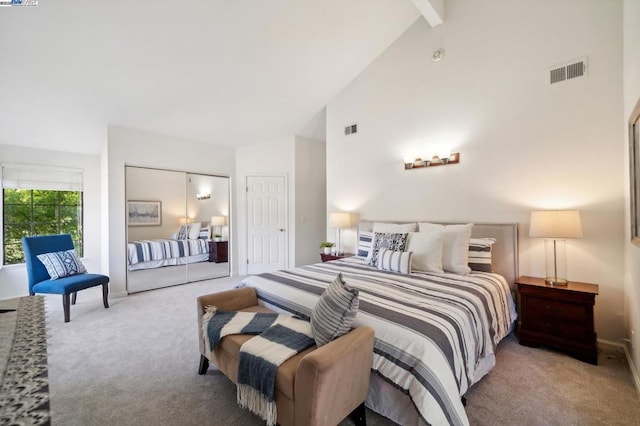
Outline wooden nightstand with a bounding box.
[208,240,228,263]
[320,253,353,263]
[516,276,599,365]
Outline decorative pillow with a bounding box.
[405,231,444,274]
[377,248,412,274]
[418,223,473,275]
[310,273,360,347]
[357,231,373,258]
[188,223,202,240]
[175,225,190,240]
[199,226,211,239]
[37,249,87,280]
[468,237,496,272]
[367,232,408,267]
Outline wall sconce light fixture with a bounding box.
[404,152,460,170]
[196,193,211,200]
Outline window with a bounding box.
[1,163,84,265]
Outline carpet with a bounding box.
[0,296,50,425]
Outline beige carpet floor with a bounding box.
[37,276,640,425]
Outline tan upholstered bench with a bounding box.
[197,287,374,426]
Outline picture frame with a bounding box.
[629,96,640,246]
[127,200,162,226]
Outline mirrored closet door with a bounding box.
[125,166,230,293]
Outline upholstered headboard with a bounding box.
[358,220,519,289]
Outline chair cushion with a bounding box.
[32,273,109,295]
[37,249,86,279]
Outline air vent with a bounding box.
[344,123,357,136]
[549,57,587,85]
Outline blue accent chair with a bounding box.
[22,234,109,322]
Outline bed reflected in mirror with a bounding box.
[125,166,230,293]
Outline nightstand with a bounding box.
[516,276,599,365]
[320,253,353,263]
[208,240,228,263]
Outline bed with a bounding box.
[126,236,214,293]
[127,238,210,271]
[235,221,519,426]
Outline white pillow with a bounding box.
[373,222,418,233]
[418,222,473,275]
[405,232,444,274]
[188,223,202,240]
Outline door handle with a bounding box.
[279,228,285,232]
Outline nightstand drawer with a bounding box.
[526,317,589,341]
[525,297,587,322]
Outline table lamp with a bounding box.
[328,212,352,255]
[210,216,227,240]
[529,210,583,285]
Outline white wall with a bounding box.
[623,0,640,388]
[107,126,235,297]
[235,138,296,275]
[326,0,624,341]
[126,167,186,242]
[0,144,104,300]
[295,136,327,266]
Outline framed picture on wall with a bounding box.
[127,200,162,226]
[629,96,640,246]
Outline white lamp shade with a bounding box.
[529,210,583,239]
[328,212,352,229]
[210,216,227,226]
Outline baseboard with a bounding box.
[109,291,128,298]
[598,338,640,395]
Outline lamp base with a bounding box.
[545,277,569,286]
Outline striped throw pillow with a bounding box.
[377,248,412,274]
[310,273,359,347]
[199,226,210,239]
[37,249,87,280]
[357,231,373,258]
[176,225,190,240]
[468,238,496,272]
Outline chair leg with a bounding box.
[102,283,109,309]
[63,294,71,323]
[198,355,209,375]
[348,402,366,426]
[71,291,77,305]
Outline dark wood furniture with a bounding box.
[320,253,353,262]
[208,240,228,263]
[516,275,599,365]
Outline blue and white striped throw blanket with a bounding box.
[202,307,315,426]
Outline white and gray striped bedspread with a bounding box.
[237,257,517,426]
[127,239,209,265]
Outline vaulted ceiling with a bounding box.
[0,1,442,154]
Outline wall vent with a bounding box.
[549,57,587,85]
[344,123,357,136]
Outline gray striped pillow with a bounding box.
[468,238,496,272]
[310,273,359,347]
[377,248,412,274]
[357,231,373,258]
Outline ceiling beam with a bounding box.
[411,0,444,27]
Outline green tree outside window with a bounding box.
[3,189,83,265]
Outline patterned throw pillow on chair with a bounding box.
[37,249,87,280]
[310,273,360,347]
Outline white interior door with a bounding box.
[246,175,287,274]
